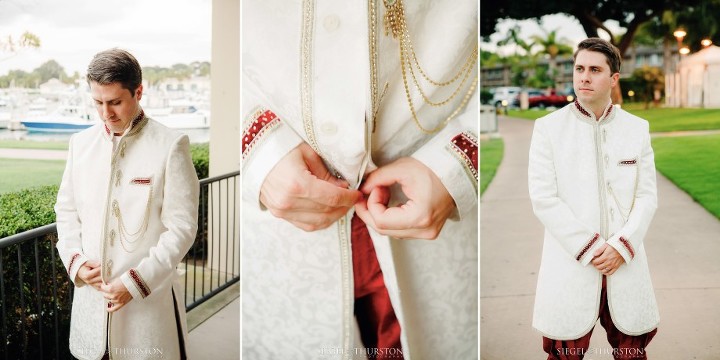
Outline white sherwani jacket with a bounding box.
[242,0,478,359]
[528,101,660,340]
[55,116,199,360]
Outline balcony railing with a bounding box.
[0,170,239,359]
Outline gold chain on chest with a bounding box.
[381,0,478,134]
[112,189,153,253]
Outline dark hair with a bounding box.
[86,48,142,96]
[573,38,622,74]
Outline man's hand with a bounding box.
[592,243,625,276]
[100,278,133,313]
[77,260,103,291]
[355,157,455,239]
[260,142,362,231]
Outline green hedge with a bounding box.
[0,185,58,238]
[190,143,209,179]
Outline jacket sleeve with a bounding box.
[411,93,478,220]
[55,134,89,287]
[240,71,304,208]
[120,135,199,300]
[606,130,658,264]
[528,120,605,265]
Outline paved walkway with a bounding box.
[186,289,239,359]
[0,148,67,160]
[480,117,720,359]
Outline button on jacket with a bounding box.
[528,101,660,340]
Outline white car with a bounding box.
[491,86,521,107]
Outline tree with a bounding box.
[191,61,211,77]
[531,28,574,88]
[481,0,703,103]
[627,66,665,109]
[675,1,720,52]
[35,60,68,84]
[171,63,193,80]
[0,31,41,61]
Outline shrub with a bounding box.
[190,143,209,179]
[0,188,71,358]
[0,233,74,359]
[0,185,58,238]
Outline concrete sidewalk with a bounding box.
[480,117,720,359]
[186,283,239,359]
[0,148,68,160]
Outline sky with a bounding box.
[482,14,625,56]
[0,0,211,76]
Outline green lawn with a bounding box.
[631,107,720,132]
[506,102,720,133]
[652,134,720,219]
[480,138,504,195]
[0,140,69,150]
[0,158,66,194]
[507,109,551,120]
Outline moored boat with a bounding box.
[21,105,96,133]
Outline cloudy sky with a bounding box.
[0,0,211,76]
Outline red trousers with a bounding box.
[352,214,404,360]
[543,276,657,360]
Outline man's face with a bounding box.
[573,49,619,106]
[90,81,142,134]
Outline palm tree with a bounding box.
[531,28,573,89]
[0,31,40,62]
[494,25,537,87]
[497,25,535,57]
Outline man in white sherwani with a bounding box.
[528,38,659,359]
[242,0,478,359]
[55,49,199,360]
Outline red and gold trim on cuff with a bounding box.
[618,236,635,259]
[242,108,281,161]
[448,131,478,187]
[67,253,81,275]
[576,233,600,262]
[128,268,151,299]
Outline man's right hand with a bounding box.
[260,142,362,231]
[76,260,102,291]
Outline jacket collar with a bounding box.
[570,99,616,125]
[102,109,148,141]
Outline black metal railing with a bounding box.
[184,171,240,311]
[0,170,239,359]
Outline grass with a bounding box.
[0,140,69,150]
[0,158,66,194]
[480,138,504,195]
[507,109,551,120]
[652,134,720,219]
[505,102,720,133]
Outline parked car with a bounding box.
[528,89,574,108]
[491,86,521,107]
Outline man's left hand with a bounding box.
[591,243,625,276]
[355,157,455,240]
[101,279,133,313]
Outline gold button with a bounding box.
[323,15,340,32]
